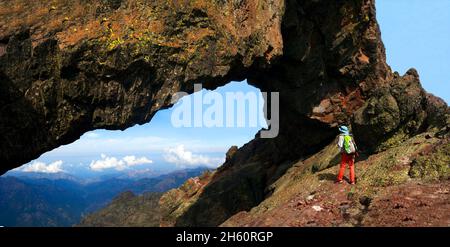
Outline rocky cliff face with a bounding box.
[1,0,448,226]
[0,0,283,173]
[161,0,448,226]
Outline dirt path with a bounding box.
[225,177,450,227]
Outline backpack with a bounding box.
[343,135,356,154]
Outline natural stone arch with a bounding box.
[0,0,448,226]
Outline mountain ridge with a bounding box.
[0,167,209,226]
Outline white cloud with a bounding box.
[21,160,65,173]
[89,154,153,171]
[123,156,153,166]
[163,145,223,168]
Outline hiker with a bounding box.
[336,125,358,185]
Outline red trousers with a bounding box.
[337,153,355,183]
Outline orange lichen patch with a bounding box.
[51,1,170,48]
[0,0,162,48]
[1,0,283,65]
[185,46,197,55]
[357,49,370,64]
[1,0,100,46]
[233,0,259,36]
[0,2,48,36]
[56,21,103,48]
[108,7,163,35]
[189,0,210,10]
[186,28,214,43]
[160,40,182,48]
[0,1,25,16]
[148,20,165,34]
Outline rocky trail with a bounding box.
[221,132,449,227]
[223,175,450,227]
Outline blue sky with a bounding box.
[7,1,450,177]
[9,81,267,177]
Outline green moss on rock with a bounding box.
[409,141,450,181]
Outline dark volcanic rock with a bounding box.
[0,0,448,226]
[0,0,284,174]
[225,145,238,162]
[353,69,449,152]
[161,0,448,226]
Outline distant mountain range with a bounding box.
[0,167,209,227]
[5,168,162,184]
